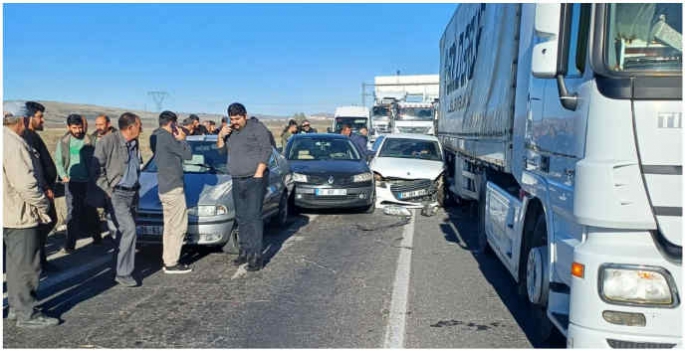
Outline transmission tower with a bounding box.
[148,91,169,112]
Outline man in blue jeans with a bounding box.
[91,112,143,287]
[217,102,272,271]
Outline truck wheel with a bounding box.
[519,212,553,344]
[221,224,240,254]
[436,174,455,208]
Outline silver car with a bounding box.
[135,135,293,248]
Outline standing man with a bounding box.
[154,111,193,274]
[21,102,59,272]
[56,114,101,253]
[217,102,272,271]
[340,124,368,155]
[299,120,317,134]
[92,112,143,287]
[217,116,229,134]
[180,117,196,136]
[189,114,208,135]
[3,104,60,328]
[91,114,117,145]
[280,120,298,149]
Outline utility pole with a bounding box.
[147,91,169,112]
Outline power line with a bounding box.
[147,91,169,112]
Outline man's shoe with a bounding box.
[246,254,263,272]
[115,275,138,287]
[16,313,59,329]
[232,251,248,267]
[163,263,193,274]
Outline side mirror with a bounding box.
[532,4,561,78]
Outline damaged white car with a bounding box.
[369,134,449,210]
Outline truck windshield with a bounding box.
[334,117,367,133]
[397,107,433,121]
[372,106,392,119]
[605,3,682,73]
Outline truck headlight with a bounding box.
[599,264,677,306]
[353,172,373,182]
[293,172,308,183]
[188,205,228,217]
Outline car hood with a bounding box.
[138,172,233,211]
[370,157,444,180]
[289,160,369,175]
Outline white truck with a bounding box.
[394,101,436,135]
[438,3,682,348]
[329,106,371,134]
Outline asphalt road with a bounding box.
[3,205,564,348]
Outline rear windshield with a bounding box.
[144,141,228,174]
[379,138,442,161]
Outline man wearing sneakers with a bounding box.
[154,111,193,274]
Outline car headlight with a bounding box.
[600,265,677,306]
[353,172,373,182]
[293,172,308,183]
[188,205,228,217]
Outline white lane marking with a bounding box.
[383,210,416,348]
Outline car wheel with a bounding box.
[275,192,289,227]
[221,224,240,254]
[437,174,455,208]
[289,192,300,215]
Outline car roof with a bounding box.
[381,133,439,141]
[186,134,218,142]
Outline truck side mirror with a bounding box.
[532,4,561,78]
[532,4,578,111]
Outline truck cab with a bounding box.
[330,106,371,134]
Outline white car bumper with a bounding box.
[375,183,438,209]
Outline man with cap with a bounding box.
[3,102,60,328]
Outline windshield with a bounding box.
[379,138,442,161]
[287,137,361,161]
[333,117,368,133]
[144,141,228,174]
[397,107,434,121]
[372,106,392,119]
[606,4,682,72]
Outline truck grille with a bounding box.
[397,126,430,134]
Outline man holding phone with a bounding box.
[154,111,193,273]
[216,102,272,271]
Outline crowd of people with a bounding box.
[2,100,368,329]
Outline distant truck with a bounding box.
[393,101,435,135]
[438,3,682,348]
[329,106,370,134]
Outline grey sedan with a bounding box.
[135,135,293,248]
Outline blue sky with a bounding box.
[3,3,456,116]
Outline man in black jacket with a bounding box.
[217,103,272,271]
[21,101,59,272]
[154,111,193,274]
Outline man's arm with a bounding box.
[92,138,112,197]
[254,123,273,178]
[55,140,68,181]
[6,145,50,214]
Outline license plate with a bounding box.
[315,188,347,196]
[399,189,428,199]
[137,225,163,235]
